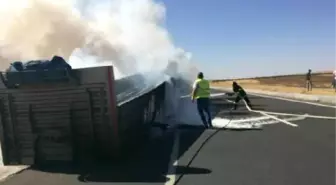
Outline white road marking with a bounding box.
[251,111,310,117]
[259,112,298,127]
[223,98,300,127]
[277,116,306,122]
[225,95,335,121]
[238,99,299,127]
[212,117,259,129]
[242,100,336,120]
[246,100,298,127]
[249,93,336,109]
[212,115,304,129]
[256,111,336,120]
[226,95,336,124]
[230,116,271,123]
[165,130,180,185]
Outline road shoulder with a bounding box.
[0,166,28,183]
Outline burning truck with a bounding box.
[2,55,75,88]
[0,56,166,166]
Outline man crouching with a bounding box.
[230,82,253,110]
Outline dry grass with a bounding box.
[211,72,336,96]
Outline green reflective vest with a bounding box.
[194,79,210,99]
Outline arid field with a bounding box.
[211,72,336,96]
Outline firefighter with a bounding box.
[231,81,253,110]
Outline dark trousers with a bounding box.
[233,95,252,110]
[306,80,312,91]
[196,98,212,128]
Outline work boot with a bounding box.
[201,120,209,129]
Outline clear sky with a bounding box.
[161,0,335,79]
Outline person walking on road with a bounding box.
[306,69,313,91]
[191,72,213,128]
[332,70,336,92]
[231,82,253,110]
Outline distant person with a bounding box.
[306,69,312,91]
[231,82,253,110]
[333,70,336,91]
[191,72,213,128]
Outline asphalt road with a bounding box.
[1,89,335,185]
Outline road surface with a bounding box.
[1,89,335,185]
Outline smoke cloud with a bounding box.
[0,0,197,80]
[0,0,202,127]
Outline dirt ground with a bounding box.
[211,72,336,96]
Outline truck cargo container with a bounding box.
[0,66,165,165]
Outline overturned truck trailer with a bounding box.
[0,66,166,165]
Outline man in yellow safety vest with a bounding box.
[191,72,213,128]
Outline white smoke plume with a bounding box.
[0,0,197,80]
[0,0,202,127]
